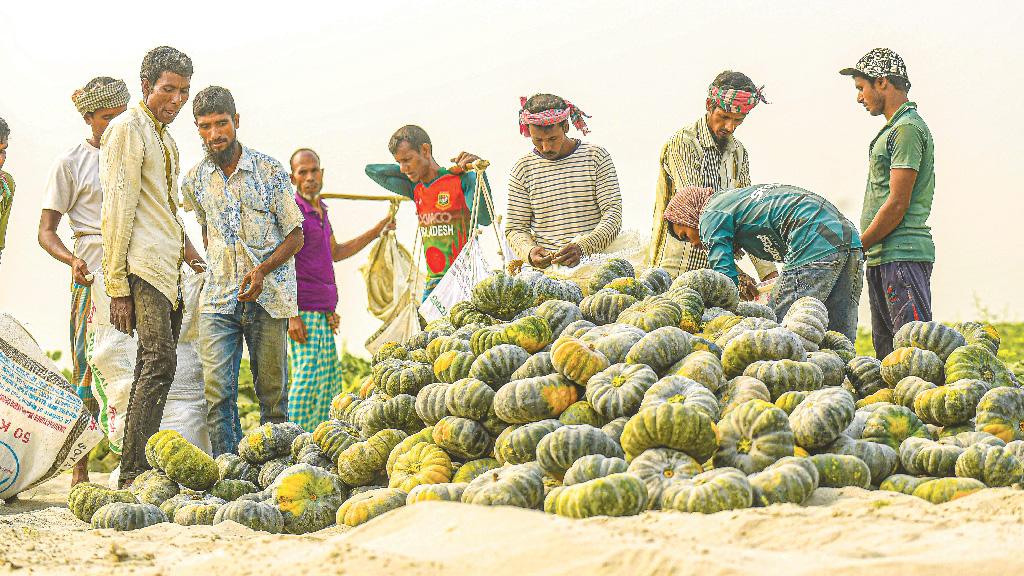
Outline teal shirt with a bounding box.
[861,101,936,266]
[364,164,493,227]
[699,184,862,285]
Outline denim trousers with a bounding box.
[770,248,865,343]
[120,275,182,487]
[199,301,289,457]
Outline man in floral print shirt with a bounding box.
[181,86,304,456]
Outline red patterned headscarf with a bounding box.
[518,96,591,137]
[664,186,716,229]
[707,84,769,115]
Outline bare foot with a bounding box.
[70,455,90,487]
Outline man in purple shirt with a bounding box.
[288,148,393,431]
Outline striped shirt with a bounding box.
[506,142,623,260]
[648,115,776,279]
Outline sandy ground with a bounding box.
[2,474,1023,576]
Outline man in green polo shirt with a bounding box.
[841,48,936,359]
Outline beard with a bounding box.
[203,139,238,167]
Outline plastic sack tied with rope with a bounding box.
[363,200,422,353]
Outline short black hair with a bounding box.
[388,125,431,155]
[140,46,193,86]
[0,117,8,142]
[852,71,910,93]
[289,148,321,170]
[711,70,757,92]
[192,86,236,119]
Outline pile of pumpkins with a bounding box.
[68,259,1024,533]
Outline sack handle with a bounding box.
[457,160,505,265]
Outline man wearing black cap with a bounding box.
[841,48,936,359]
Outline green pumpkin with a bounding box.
[911,477,985,504]
[424,317,456,335]
[173,501,222,526]
[336,488,407,527]
[444,377,495,421]
[601,417,628,444]
[781,296,829,352]
[625,447,702,508]
[210,479,260,502]
[494,419,563,465]
[954,444,1023,487]
[385,427,436,477]
[531,275,584,306]
[805,351,847,388]
[509,352,555,381]
[268,464,348,534]
[561,319,597,340]
[860,404,932,450]
[624,327,693,375]
[748,456,819,506]
[735,301,777,321]
[425,336,472,363]
[899,437,963,477]
[388,442,453,492]
[372,342,408,365]
[718,376,772,416]
[893,321,967,362]
[68,482,138,523]
[743,359,824,401]
[501,315,554,354]
[945,345,1015,388]
[617,297,683,332]
[461,463,546,508]
[469,344,532,389]
[640,375,719,421]
[846,356,886,398]
[913,380,987,426]
[691,335,724,357]
[408,349,431,364]
[535,424,624,480]
[374,360,434,397]
[215,453,261,485]
[585,363,659,419]
[587,258,636,295]
[586,329,644,364]
[774,391,808,415]
[669,350,726,393]
[721,327,806,378]
[856,388,894,408]
[449,301,497,329]
[362,393,421,436]
[603,276,654,300]
[290,432,315,461]
[892,376,938,410]
[494,373,578,424]
[404,330,441,351]
[312,420,362,464]
[714,399,794,474]
[550,336,612,386]
[808,454,871,489]
[536,300,584,339]
[952,321,1001,356]
[662,286,705,333]
[714,317,781,349]
[975,387,1024,442]
[451,458,501,483]
[336,429,409,486]
[472,271,534,320]
[258,458,292,490]
[938,430,1004,448]
[881,347,944,386]
[406,482,469,504]
[433,350,475,383]
[562,454,629,485]
[788,387,856,450]
[879,473,934,495]
[661,467,752,513]
[671,268,739,311]
[91,502,167,531]
[160,493,215,519]
[147,430,219,491]
[620,403,717,462]
[580,290,638,326]
[213,500,285,533]
[329,392,362,421]
[415,383,452,426]
[432,416,491,460]
[559,401,608,427]
[638,267,672,295]
[544,473,648,518]
[129,469,180,506]
[819,331,857,362]
[826,435,898,485]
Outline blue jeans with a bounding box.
[770,249,865,343]
[199,302,289,457]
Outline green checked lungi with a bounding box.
[288,311,343,432]
[70,281,97,411]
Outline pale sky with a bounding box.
[1,0,1021,369]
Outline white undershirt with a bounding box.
[42,140,104,272]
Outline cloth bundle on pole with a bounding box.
[361,199,416,322]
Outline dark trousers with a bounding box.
[866,261,933,360]
[119,275,182,487]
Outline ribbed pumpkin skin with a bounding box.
[214,500,285,533]
[827,435,898,485]
[216,453,261,484]
[670,351,726,393]
[749,457,820,506]
[408,349,431,364]
[493,373,579,424]
[626,447,702,508]
[603,277,654,300]
[620,403,718,462]
[336,429,408,486]
[373,341,408,365]
[639,267,673,295]
[530,275,584,306]
[641,376,720,421]
[425,336,472,363]
[258,458,292,490]
[879,473,934,495]
[945,345,1015,387]
[562,454,629,485]
[735,301,777,321]
[535,424,625,479]
[469,344,532,390]
[330,393,363,422]
[461,463,546,508]
[580,290,638,325]
[856,388,894,408]
[820,331,857,362]
[561,319,596,340]
[602,417,629,444]
[469,325,512,356]
[663,286,705,333]
[672,269,739,311]
[585,363,659,419]
[161,493,215,519]
[714,317,781,350]
[502,316,554,354]
[536,300,584,339]
[911,477,985,504]
[955,444,1024,487]
[952,322,1001,356]
[472,272,534,320]
[938,431,1004,448]
[718,377,772,416]
[893,321,967,362]
[174,502,222,526]
[452,458,501,483]
[130,470,180,506]
[385,427,436,477]
[661,467,752,513]
[269,464,348,534]
[559,401,608,426]
[362,393,421,436]
[860,404,932,451]
[510,352,556,381]
[406,482,469,504]
[881,347,944,386]
[625,326,694,375]
[336,488,407,527]
[147,430,219,490]
[743,360,824,401]
[805,351,846,388]
[586,330,644,365]
[721,327,805,378]
[494,419,563,464]
[544,473,648,518]
[782,296,829,352]
[432,416,491,460]
[210,479,259,502]
[715,399,794,474]
[893,376,938,409]
[372,360,434,397]
[444,378,495,420]
[587,258,636,295]
[913,380,987,426]
[809,454,871,489]
[449,302,497,329]
[68,482,139,523]
[290,433,315,461]
[433,350,475,383]
[617,298,683,332]
[91,502,167,531]
[415,383,452,425]
[846,356,886,398]
[388,443,453,492]
[774,391,808,415]
[789,388,856,450]
[551,336,611,386]
[900,437,964,477]
[975,387,1024,442]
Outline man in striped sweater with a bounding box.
[506,94,622,268]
